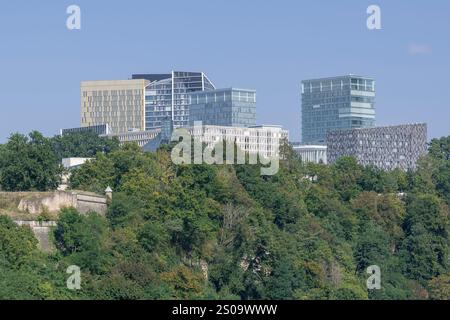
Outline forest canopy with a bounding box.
[0,132,449,300]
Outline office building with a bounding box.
[100,128,161,148]
[301,75,376,145]
[189,88,256,127]
[62,158,93,170]
[61,124,110,136]
[327,123,427,171]
[188,124,289,159]
[133,71,215,129]
[143,118,174,152]
[81,80,148,134]
[292,144,327,164]
[61,124,161,148]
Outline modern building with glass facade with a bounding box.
[327,123,427,171]
[61,124,110,136]
[133,71,215,130]
[81,80,148,134]
[189,88,256,127]
[143,118,174,152]
[301,75,376,145]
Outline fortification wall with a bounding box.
[0,190,110,252]
[15,221,57,252]
[0,190,108,218]
[17,191,77,215]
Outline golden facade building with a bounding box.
[81,79,148,134]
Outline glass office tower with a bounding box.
[189,88,257,127]
[301,75,376,145]
[133,71,215,129]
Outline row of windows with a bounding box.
[302,79,375,93]
[83,90,143,97]
[190,92,256,104]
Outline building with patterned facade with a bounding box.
[301,75,376,145]
[327,123,427,171]
[81,80,148,134]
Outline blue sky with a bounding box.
[0,0,449,142]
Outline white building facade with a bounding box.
[188,124,289,159]
[100,129,161,148]
[292,145,327,164]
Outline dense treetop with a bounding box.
[0,132,449,300]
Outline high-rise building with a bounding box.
[327,123,427,171]
[80,71,215,134]
[189,88,256,127]
[301,75,376,145]
[81,80,148,134]
[133,71,215,129]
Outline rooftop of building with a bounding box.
[132,74,172,82]
[188,124,286,131]
[189,87,256,95]
[249,124,283,129]
[291,144,328,150]
[327,123,427,135]
[132,71,210,81]
[81,79,150,86]
[301,74,374,83]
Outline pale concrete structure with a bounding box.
[188,124,289,159]
[13,191,108,216]
[292,145,327,164]
[62,157,93,169]
[14,221,57,252]
[59,158,93,190]
[81,79,148,134]
[100,128,161,147]
[2,191,111,252]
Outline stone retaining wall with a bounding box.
[15,221,58,252]
[14,191,108,216]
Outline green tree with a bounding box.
[434,162,450,206]
[0,216,37,267]
[354,222,390,273]
[0,132,61,191]
[401,194,449,282]
[429,136,450,161]
[54,208,111,273]
[428,274,450,300]
[332,157,363,201]
[51,131,120,160]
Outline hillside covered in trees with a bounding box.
[0,132,449,300]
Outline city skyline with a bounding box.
[0,1,449,142]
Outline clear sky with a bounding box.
[0,0,449,142]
